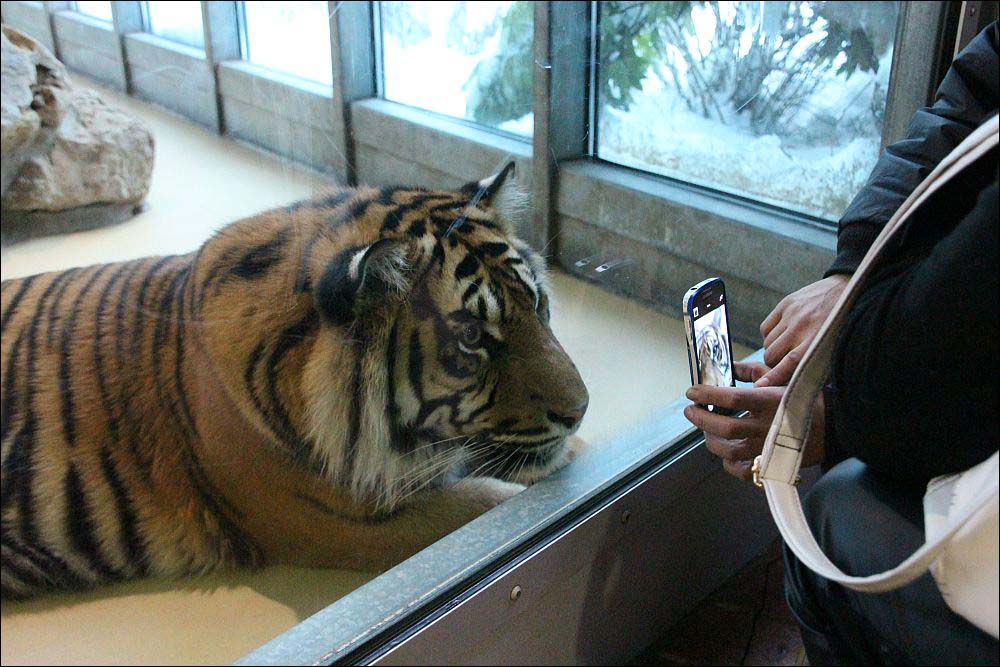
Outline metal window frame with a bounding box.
[141,0,207,50]
[110,1,142,93]
[330,0,376,186]
[955,1,999,56]
[70,0,112,23]
[234,0,248,60]
[586,1,941,228]
[531,0,590,254]
[234,1,336,87]
[200,1,239,132]
[881,1,962,150]
[370,1,534,146]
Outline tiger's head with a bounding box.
[283,163,588,509]
[697,313,730,388]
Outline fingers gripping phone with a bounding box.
[683,278,737,415]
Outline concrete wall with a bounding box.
[554,161,836,346]
[2,1,56,53]
[123,32,216,129]
[218,61,344,175]
[51,11,123,90]
[352,99,534,240]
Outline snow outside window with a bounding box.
[597,1,900,221]
[380,1,534,137]
[146,0,205,50]
[242,1,333,85]
[75,1,112,22]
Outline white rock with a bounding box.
[0,25,69,194]
[3,87,156,211]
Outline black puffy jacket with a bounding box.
[827,21,999,276]
[822,22,999,485]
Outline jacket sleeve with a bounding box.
[826,21,999,277]
[826,164,999,484]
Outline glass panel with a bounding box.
[380,0,534,136]
[242,1,333,85]
[146,0,205,49]
[597,1,901,220]
[75,1,113,22]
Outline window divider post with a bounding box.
[43,1,73,61]
[110,1,144,94]
[531,1,590,255]
[328,1,377,186]
[880,1,961,151]
[200,0,242,134]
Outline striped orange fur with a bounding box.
[0,165,588,599]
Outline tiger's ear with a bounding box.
[314,238,412,325]
[459,161,527,225]
[460,161,516,206]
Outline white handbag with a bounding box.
[753,114,999,639]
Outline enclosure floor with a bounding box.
[633,539,807,666]
[1,78,751,665]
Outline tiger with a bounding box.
[697,311,731,388]
[0,163,589,600]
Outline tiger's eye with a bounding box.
[461,321,483,347]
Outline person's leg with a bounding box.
[783,458,999,666]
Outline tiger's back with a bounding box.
[1,252,263,599]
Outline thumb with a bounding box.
[734,361,769,383]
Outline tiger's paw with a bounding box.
[546,434,589,471]
[563,434,588,465]
[512,435,589,485]
[453,476,527,512]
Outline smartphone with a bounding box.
[683,278,737,415]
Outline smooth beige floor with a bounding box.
[1,79,749,666]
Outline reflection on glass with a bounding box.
[597,1,900,220]
[146,0,205,50]
[380,1,533,136]
[75,1,113,22]
[242,1,333,85]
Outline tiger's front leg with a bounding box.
[273,477,526,572]
[274,438,590,572]
[346,436,587,568]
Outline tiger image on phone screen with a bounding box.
[695,307,732,387]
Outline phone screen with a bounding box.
[692,291,734,390]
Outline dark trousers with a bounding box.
[784,458,999,666]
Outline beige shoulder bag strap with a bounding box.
[754,115,999,638]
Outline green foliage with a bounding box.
[467,0,900,137]
[380,1,430,48]
[598,1,699,111]
[447,2,499,55]
[463,1,534,127]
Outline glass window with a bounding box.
[145,0,205,50]
[75,1,113,22]
[379,1,533,136]
[597,1,901,221]
[241,1,333,85]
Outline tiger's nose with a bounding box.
[547,400,588,430]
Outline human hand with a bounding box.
[683,362,826,482]
[757,274,850,387]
